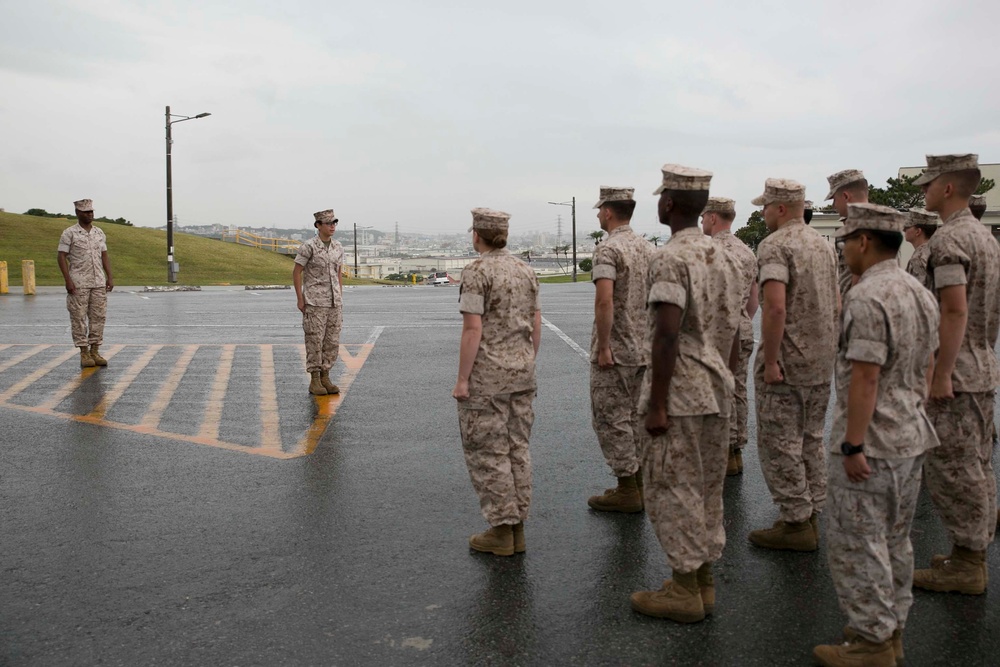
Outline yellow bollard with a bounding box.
[0,261,7,294]
[22,260,35,296]
[412,274,416,284]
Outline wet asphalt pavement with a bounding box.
[1,284,998,666]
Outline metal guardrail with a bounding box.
[220,230,302,255]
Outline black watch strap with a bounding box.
[840,441,864,456]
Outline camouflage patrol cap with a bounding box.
[73,199,94,212]
[313,209,338,224]
[751,179,806,206]
[593,186,635,209]
[970,194,987,208]
[468,208,510,233]
[836,203,906,238]
[702,197,735,214]
[912,154,980,186]
[903,208,940,229]
[653,164,712,194]
[824,169,866,201]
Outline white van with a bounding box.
[429,272,451,286]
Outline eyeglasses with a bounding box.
[835,232,862,251]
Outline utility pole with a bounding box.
[164,106,211,283]
[353,222,359,278]
[547,196,578,282]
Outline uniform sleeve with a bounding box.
[459,264,486,315]
[98,230,108,253]
[332,242,344,267]
[844,298,888,366]
[294,242,312,267]
[647,253,686,309]
[757,239,789,285]
[929,234,969,289]
[57,229,72,254]
[591,243,617,282]
[533,274,541,312]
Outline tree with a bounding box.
[648,236,661,247]
[588,230,604,245]
[734,210,769,253]
[519,250,532,263]
[579,258,593,272]
[868,174,995,210]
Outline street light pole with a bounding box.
[547,197,578,282]
[165,106,211,283]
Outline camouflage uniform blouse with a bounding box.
[57,224,107,288]
[589,225,653,366]
[294,236,345,308]
[713,230,756,345]
[905,243,931,290]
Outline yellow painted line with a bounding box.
[0,348,79,403]
[86,345,163,420]
[258,344,282,453]
[140,345,199,429]
[0,344,52,374]
[199,344,235,440]
[38,344,127,410]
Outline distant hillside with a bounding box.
[0,211,296,286]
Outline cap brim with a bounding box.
[750,195,767,206]
[912,172,934,186]
[824,189,836,201]
[467,225,475,233]
[833,226,851,238]
[593,200,604,209]
[652,185,666,195]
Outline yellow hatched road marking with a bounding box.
[0,344,52,374]
[258,345,281,453]
[139,345,199,430]
[0,348,79,402]
[199,344,236,441]
[38,344,127,410]
[84,345,163,421]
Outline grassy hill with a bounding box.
[1,211,328,286]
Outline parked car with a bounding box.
[428,271,451,286]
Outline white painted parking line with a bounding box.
[541,317,589,361]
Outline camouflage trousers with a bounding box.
[827,454,924,644]
[458,390,535,527]
[755,376,830,523]
[66,288,107,347]
[729,335,754,454]
[642,413,729,573]
[924,391,997,551]
[590,363,646,477]
[302,305,342,373]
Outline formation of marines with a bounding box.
[449,154,997,667]
[58,152,996,666]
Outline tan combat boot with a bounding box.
[749,519,818,552]
[319,370,340,394]
[79,347,95,368]
[587,474,643,513]
[813,636,894,667]
[843,627,903,666]
[630,571,705,623]
[309,371,328,396]
[726,449,743,476]
[931,546,989,586]
[913,546,986,594]
[696,562,715,615]
[89,345,107,366]
[513,522,525,554]
[469,524,514,556]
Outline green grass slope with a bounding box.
[0,211,301,286]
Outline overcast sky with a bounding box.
[3,0,998,239]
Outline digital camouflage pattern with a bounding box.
[302,305,342,372]
[642,414,728,573]
[590,364,646,477]
[830,260,940,459]
[58,224,108,288]
[824,169,866,201]
[755,219,838,386]
[751,178,806,206]
[827,455,924,644]
[755,376,830,523]
[589,225,653,366]
[67,288,107,347]
[905,243,932,290]
[458,249,540,396]
[926,207,1000,393]
[458,390,534,526]
[294,236,345,308]
[925,391,998,550]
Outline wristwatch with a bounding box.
[840,442,864,456]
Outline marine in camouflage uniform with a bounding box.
[913,154,1000,595]
[903,208,940,290]
[57,199,115,368]
[750,179,838,552]
[813,204,940,667]
[587,186,653,513]
[453,208,541,557]
[826,169,870,301]
[293,209,344,396]
[702,196,758,476]
[630,165,742,624]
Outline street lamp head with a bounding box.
[195,113,211,118]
